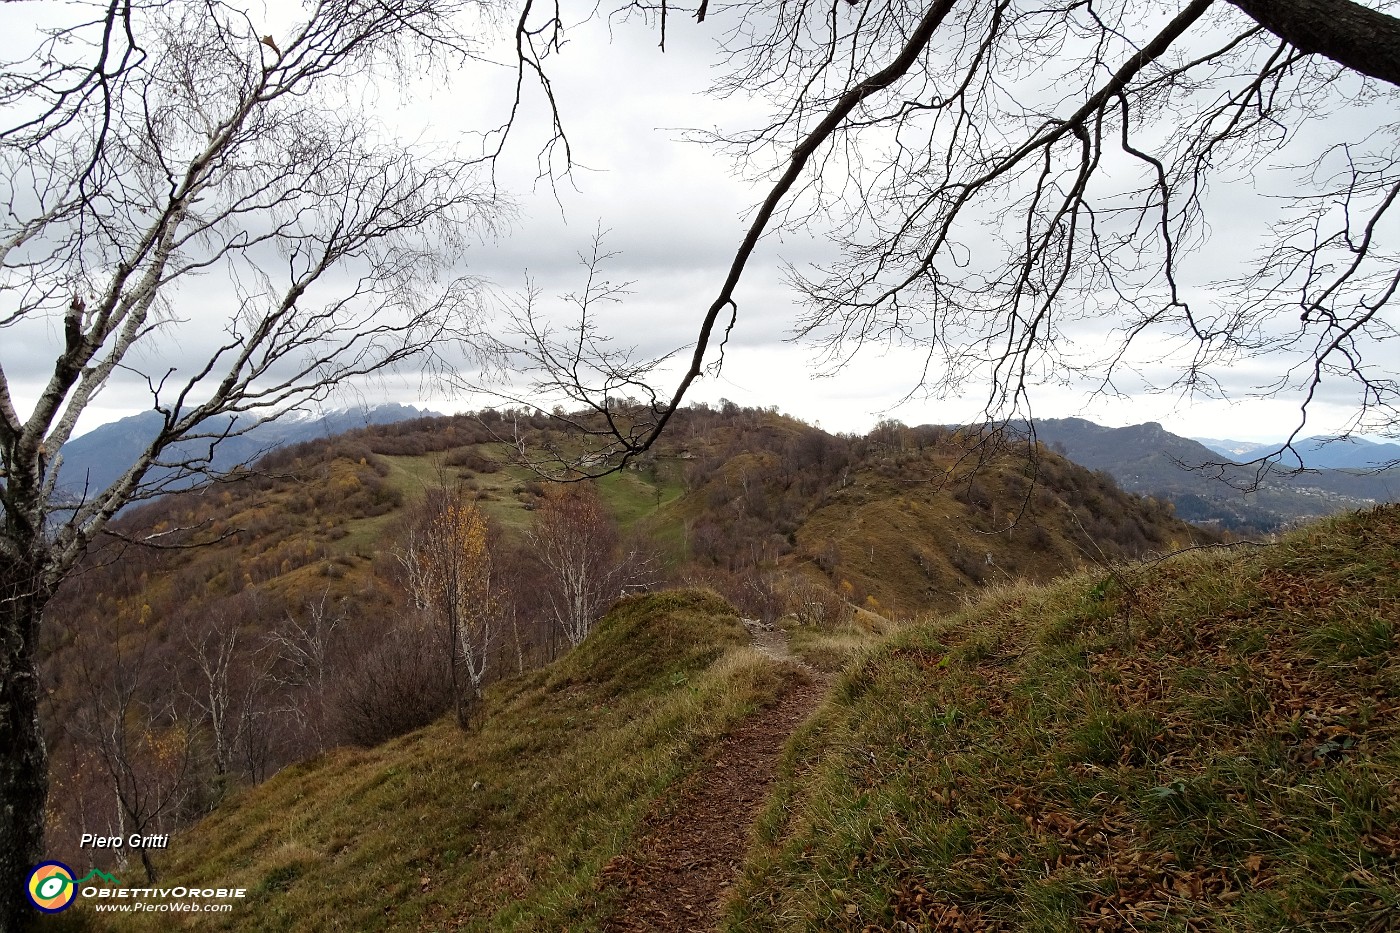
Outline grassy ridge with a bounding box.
[87,591,792,932]
[727,505,1400,931]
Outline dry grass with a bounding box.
[727,505,1400,932]
[784,621,887,674]
[78,591,792,932]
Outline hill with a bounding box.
[73,591,801,931]
[36,405,1208,880]
[42,407,1205,651]
[1030,417,1400,531]
[52,488,1397,932]
[688,422,1200,619]
[728,504,1400,931]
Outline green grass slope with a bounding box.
[728,505,1400,932]
[83,591,793,932]
[787,448,1198,618]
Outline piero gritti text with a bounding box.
[79,833,169,850]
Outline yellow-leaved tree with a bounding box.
[398,488,496,730]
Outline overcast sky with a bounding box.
[6,3,1394,445]
[388,7,1396,445]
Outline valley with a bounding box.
[34,406,1398,931]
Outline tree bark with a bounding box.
[1,561,50,933]
[1228,0,1400,86]
[138,846,157,885]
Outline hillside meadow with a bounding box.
[729,504,1399,931]
[45,502,1397,932]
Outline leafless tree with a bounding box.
[527,484,654,647]
[269,592,344,756]
[231,645,282,786]
[69,617,195,884]
[500,0,1400,475]
[180,594,278,787]
[0,1,508,918]
[182,612,244,782]
[397,487,499,728]
[492,231,678,475]
[784,575,852,628]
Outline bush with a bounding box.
[950,549,990,584]
[444,448,501,473]
[784,577,851,627]
[330,624,453,747]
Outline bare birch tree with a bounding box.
[180,595,275,787]
[0,2,509,919]
[397,488,498,728]
[528,484,649,648]
[183,614,243,783]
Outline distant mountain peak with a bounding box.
[1193,434,1400,470]
[57,402,441,499]
[1035,417,1398,531]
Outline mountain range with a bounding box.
[1027,417,1400,531]
[56,405,1400,533]
[1193,434,1400,469]
[55,403,440,498]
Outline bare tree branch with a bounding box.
[508,0,1400,475]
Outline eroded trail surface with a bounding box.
[599,628,827,932]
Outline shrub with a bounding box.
[784,577,851,627]
[950,549,989,584]
[444,448,501,473]
[329,623,453,747]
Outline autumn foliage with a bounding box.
[529,485,640,648]
[33,402,1209,877]
[399,488,499,728]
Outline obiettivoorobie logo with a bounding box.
[26,862,120,913]
[27,860,249,914]
[26,862,122,913]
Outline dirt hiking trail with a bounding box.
[598,623,828,932]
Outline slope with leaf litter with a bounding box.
[598,662,829,933]
[84,590,797,932]
[728,505,1400,932]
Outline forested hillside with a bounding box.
[44,433,1396,933]
[39,404,1207,882]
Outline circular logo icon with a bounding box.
[27,861,77,913]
